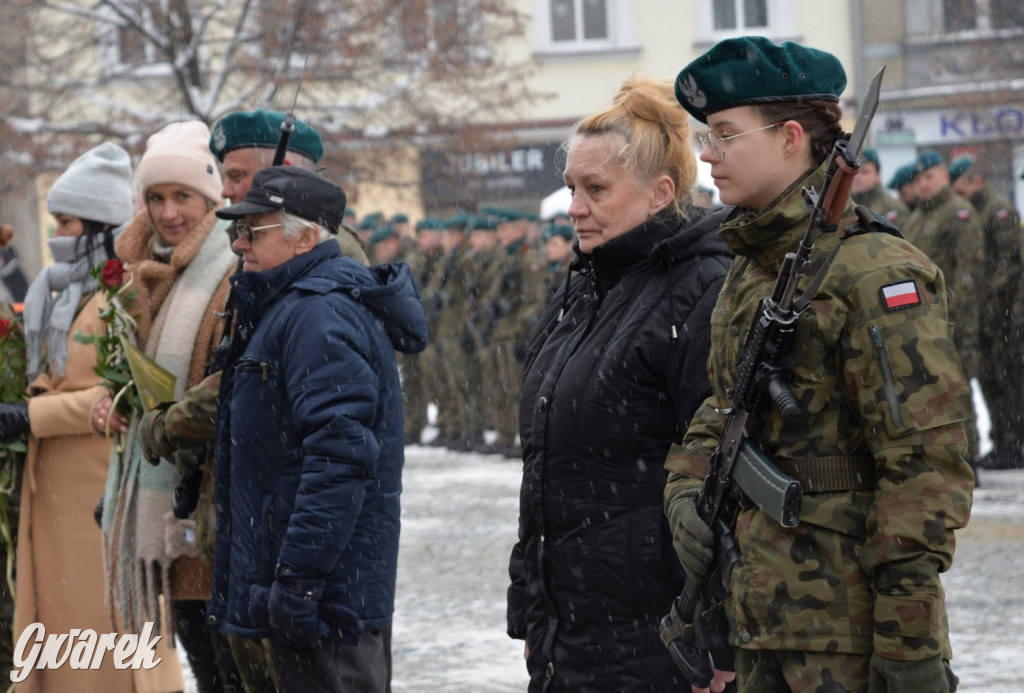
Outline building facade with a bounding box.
[857,0,1024,205]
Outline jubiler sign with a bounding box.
[421,143,565,207]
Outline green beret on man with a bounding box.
[209,108,324,163]
[675,36,847,123]
[541,223,574,242]
[443,211,470,229]
[886,162,917,190]
[948,155,975,183]
[913,149,945,175]
[369,224,397,246]
[416,217,444,232]
[860,148,880,167]
[468,215,497,232]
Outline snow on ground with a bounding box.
[183,392,1021,691]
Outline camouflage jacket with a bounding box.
[901,186,984,374]
[478,240,546,344]
[969,185,1021,313]
[852,183,909,227]
[664,163,974,661]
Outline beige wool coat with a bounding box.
[13,292,183,693]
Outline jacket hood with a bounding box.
[232,241,428,354]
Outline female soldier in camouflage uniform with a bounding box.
[666,37,974,693]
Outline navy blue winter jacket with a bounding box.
[208,241,427,646]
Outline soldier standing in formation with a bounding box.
[901,149,986,463]
[852,147,909,225]
[666,36,973,691]
[887,162,919,212]
[400,217,444,446]
[477,211,546,458]
[950,155,1024,469]
[540,222,574,305]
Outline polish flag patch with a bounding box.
[881,281,921,311]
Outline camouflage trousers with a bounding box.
[735,649,869,692]
[399,352,429,443]
[417,340,449,435]
[229,636,277,693]
[437,337,487,444]
[488,338,525,447]
[979,319,1024,456]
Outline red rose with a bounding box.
[0,319,9,339]
[100,260,125,288]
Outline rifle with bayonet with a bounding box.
[660,66,886,689]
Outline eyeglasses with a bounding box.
[695,122,785,161]
[227,221,283,244]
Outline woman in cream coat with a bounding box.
[10,143,183,692]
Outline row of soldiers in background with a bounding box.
[352,206,575,458]
[853,147,1024,473]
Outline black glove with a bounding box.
[667,488,714,584]
[268,577,327,649]
[0,401,29,438]
[868,654,957,693]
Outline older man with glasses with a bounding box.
[208,166,427,692]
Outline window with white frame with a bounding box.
[713,0,768,32]
[534,0,637,54]
[695,0,796,43]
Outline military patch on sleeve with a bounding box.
[957,209,970,220]
[881,280,921,311]
[997,209,1010,220]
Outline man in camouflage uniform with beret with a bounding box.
[951,155,1024,469]
[400,218,445,445]
[852,148,909,226]
[902,150,985,463]
[477,210,546,458]
[887,162,919,213]
[666,37,973,692]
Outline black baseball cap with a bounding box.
[216,166,346,233]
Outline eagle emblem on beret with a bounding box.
[212,124,227,151]
[677,73,707,109]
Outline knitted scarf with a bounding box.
[102,209,235,636]
[22,231,120,380]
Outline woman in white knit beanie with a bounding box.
[92,121,240,692]
[8,142,185,693]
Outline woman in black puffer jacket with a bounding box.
[506,74,733,692]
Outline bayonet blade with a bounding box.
[847,66,885,161]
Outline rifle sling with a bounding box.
[774,455,875,492]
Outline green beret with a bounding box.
[357,216,379,231]
[948,155,975,183]
[914,149,945,174]
[443,211,470,229]
[416,217,444,232]
[860,148,880,167]
[369,224,397,245]
[344,207,356,220]
[209,108,324,163]
[541,223,574,242]
[886,163,917,190]
[675,36,846,124]
[496,209,524,223]
[390,213,409,224]
[468,215,497,232]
